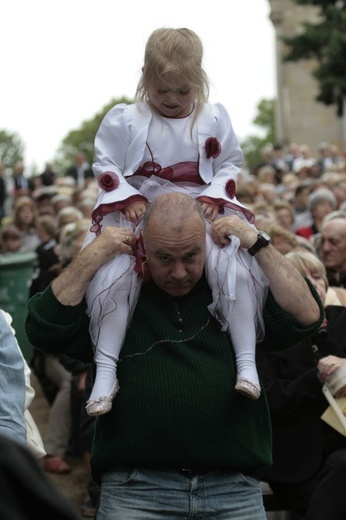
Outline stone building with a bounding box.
[268,0,344,154]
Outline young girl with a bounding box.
[84,27,268,416]
[11,196,41,253]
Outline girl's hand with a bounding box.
[200,202,219,222]
[124,201,149,223]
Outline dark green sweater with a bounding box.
[26,275,323,484]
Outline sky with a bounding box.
[1,0,276,172]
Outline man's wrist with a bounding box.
[248,231,271,256]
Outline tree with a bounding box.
[0,130,25,170]
[240,98,276,173]
[283,0,346,115]
[54,96,132,174]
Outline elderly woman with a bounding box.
[258,249,346,519]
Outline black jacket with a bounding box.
[0,433,80,519]
[257,306,346,484]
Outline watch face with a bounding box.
[259,231,271,242]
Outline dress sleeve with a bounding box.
[93,104,143,200]
[198,102,244,201]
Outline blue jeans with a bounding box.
[96,467,266,519]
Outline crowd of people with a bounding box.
[0,142,346,520]
[0,25,346,520]
[0,151,100,518]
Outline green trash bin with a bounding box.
[0,251,37,361]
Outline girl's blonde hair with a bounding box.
[285,250,329,289]
[135,27,210,119]
[36,215,57,239]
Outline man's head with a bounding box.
[308,188,337,223]
[320,217,346,273]
[142,193,206,296]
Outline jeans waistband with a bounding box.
[179,468,217,477]
[114,467,257,479]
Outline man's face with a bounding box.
[320,219,346,272]
[144,214,206,297]
[312,200,334,222]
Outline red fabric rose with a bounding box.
[90,214,103,236]
[205,137,221,159]
[97,171,119,192]
[225,180,236,199]
[134,233,151,281]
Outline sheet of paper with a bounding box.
[321,385,346,436]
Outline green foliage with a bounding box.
[290,0,344,10]
[252,99,276,141]
[283,0,346,115]
[54,96,132,174]
[0,130,25,170]
[240,99,276,172]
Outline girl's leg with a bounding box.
[231,257,260,399]
[205,229,267,400]
[83,212,141,416]
[85,250,142,416]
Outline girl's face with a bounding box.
[148,72,195,118]
[276,208,293,229]
[18,205,34,225]
[5,237,22,252]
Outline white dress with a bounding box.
[84,101,268,401]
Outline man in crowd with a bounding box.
[320,215,346,287]
[26,192,323,519]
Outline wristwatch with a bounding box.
[248,231,271,256]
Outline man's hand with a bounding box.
[211,215,321,327]
[211,215,258,248]
[87,227,135,266]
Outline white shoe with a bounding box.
[235,377,261,400]
[85,380,120,416]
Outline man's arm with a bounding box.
[52,226,135,305]
[25,227,135,358]
[211,215,322,326]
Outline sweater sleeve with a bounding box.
[260,278,325,353]
[25,285,93,363]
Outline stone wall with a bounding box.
[268,0,344,153]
